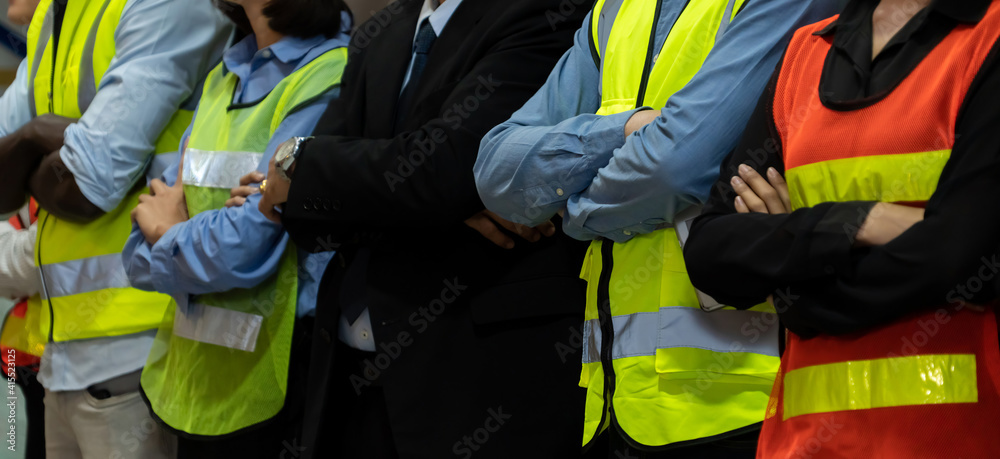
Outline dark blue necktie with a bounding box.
[395,20,437,132]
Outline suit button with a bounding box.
[331,200,341,211]
[319,328,332,343]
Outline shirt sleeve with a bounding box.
[686,37,1000,337]
[475,12,638,227]
[60,0,231,212]
[0,221,40,300]
[123,94,335,297]
[683,65,874,310]
[0,59,33,138]
[563,0,844,242]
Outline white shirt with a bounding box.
[0,205,40,300]
[339,0,464,352]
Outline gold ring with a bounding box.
[260,180,267,192]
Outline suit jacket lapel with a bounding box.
[365,0,423,137]
[393,0,489,125]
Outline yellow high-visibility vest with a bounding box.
[580,0,780,449]
[25,0,193,342]
[140,47,348,437]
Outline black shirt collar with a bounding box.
[815,0,992,36]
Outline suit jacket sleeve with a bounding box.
[282,2,585,250]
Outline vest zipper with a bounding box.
[36,213,54,342]
[594,240,616,442]
[48,1,66,114]
[633,0,666,108]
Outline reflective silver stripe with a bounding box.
[77,0,113,113]
[173,303,263,352]
[27,5,55,118]
[148,152,180,182]
[40,253,131,300]
[182,149,263,189]
[715,0,739,43]
[582,307,779,364]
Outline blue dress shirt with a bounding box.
[0,0,234,391]
[476,0,845,242]
[123,15,353,325]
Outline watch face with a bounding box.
[275,138,296,165]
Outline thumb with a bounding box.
[175,151,186,187]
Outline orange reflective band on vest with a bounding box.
[759,6,1000,458]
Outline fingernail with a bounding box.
[767,167,778,178]
[735,196,745,207]
[739,164,751,174]
[505,242,515,249]
[544,226,556,236]
[731,176,744,187]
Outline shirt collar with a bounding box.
[415,0,464,40]
[223,11,353,76]
[815,0,991,36]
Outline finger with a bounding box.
[230,185,259,199]
[176,152,185,186]
[738,164,783,214]
[137,194,151,204]
[130,207,139,224]
[225,196,246,208]
[536,220,556,237]
[466,216,514,249]
[731,176,767,213]
[239,172,265,186]
[485,211,540,242]
[514,224,542,242]
[767,168,792,213]
[149,179,168,196]
[734,196,750,214]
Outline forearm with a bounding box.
[0,132,50,213]
[474,19,633,227]
[27,151,104,222]
[144,198,288,295]
[286,21,583,240]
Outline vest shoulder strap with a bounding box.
[269,46,349,134]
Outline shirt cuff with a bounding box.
[810,201,878,278]
[149,222,184,294]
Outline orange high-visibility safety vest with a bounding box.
[760,7,1000,458]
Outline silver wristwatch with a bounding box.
[274,136,313,180]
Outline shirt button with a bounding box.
[623,230,632,236]
[556,188,565,197]
[360,329,370,340]
[261,49,273,59]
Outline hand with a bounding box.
[464,210,556,249]
[731,165,791,215]
[624,109,660,138]
[131,154,188,245]
[226,171,264,207]
[854,202,924,247]
[257,157,290,223]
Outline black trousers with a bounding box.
[176,317,314,459]
[15,367,45,459]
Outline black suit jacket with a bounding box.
[283,0,594,457]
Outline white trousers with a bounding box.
[43,388,176,459]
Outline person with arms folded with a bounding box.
[683,0,1000,456]
[122,1,351,457]
[253,0,595,456]
[475,0,841,456]
[0,0,230,456]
